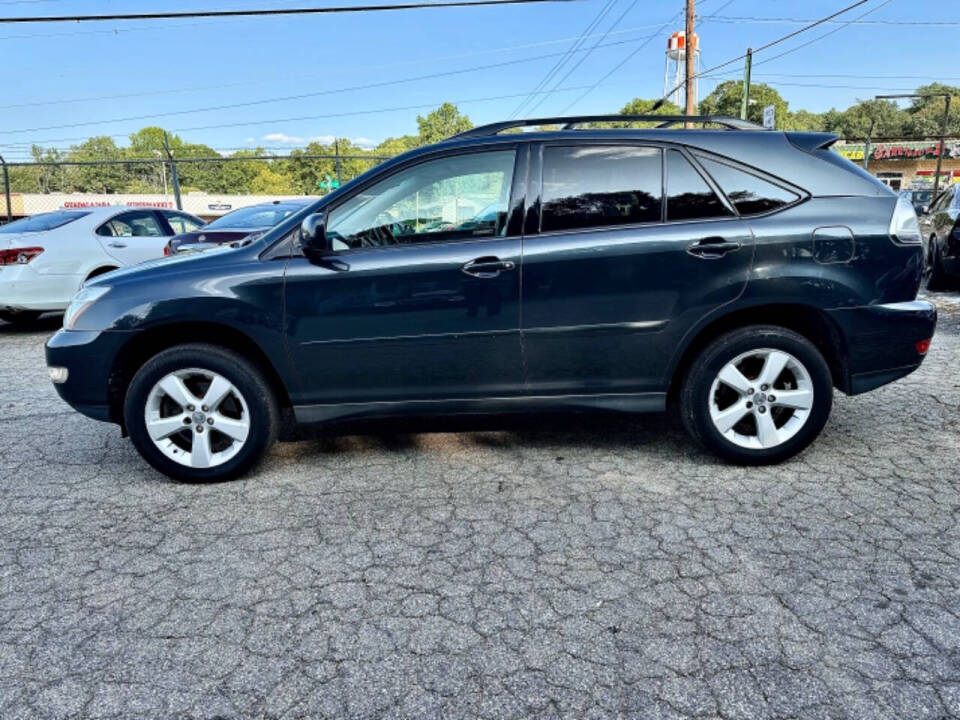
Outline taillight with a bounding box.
[0,247,44,265]
[163,245,171,256]
[889,196,922,245]
[916,338,931,355]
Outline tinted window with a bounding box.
[0,210,89,234]
[327,150,515,250]
[164,212,205,234]
[541,146,662,232]
[697,156,800,215]
[666,150,732,221]
[206,204,305,230]
[97,211,165,238]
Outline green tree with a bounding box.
[782,109,825,132]
[699,81,789,127]
[905,83,960,136]
[416,103,472,144]
[608,97,682,127]
[67,136,128,192]
[822,98,907,139]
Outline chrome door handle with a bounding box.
[108,241,127,248]
[687,236,741,259]
[462,256,516,278]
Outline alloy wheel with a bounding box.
[144,368,250,468]
[708,348,814,450]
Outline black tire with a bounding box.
[0,310,43,327]
[680,326,833,465]
[927,237,949,291]
[123,343,279,482]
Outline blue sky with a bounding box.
[0,0,955,159]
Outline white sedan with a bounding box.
[0,207,204,326]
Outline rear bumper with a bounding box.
[827,300,937,395]
[46,328,132,423]
[0,265,82,311]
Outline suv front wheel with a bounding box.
[680,326,833,465]
[124,344,279,482]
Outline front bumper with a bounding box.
[45,328,132,423]
[0,265,82,312]
[827,300,937,395]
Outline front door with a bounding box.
[520,143,755,396]
[284,147,525,408]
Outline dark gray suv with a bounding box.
[46,114,937,481]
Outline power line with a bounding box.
[0,33,650,136]
[0,0,575,23]
[654,0,871,110]
[509,0,617,118]
[699,14,960,27]
[525,0,640,116]
[0,81,616,154]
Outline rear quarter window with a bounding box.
[696,155,800,215]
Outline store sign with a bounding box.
[762,105,775,130]
[836,141,960,162]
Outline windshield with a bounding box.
[205,204,304,230]
[0,210,90,234]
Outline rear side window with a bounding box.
[541,145,662,232]
[666,150,732,221]
[0,210,89,233]
[696,156,800,215]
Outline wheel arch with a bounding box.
[666,303,850,402]
[107,322,293,425]
[85,265,118,281]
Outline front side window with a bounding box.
[696,156,800,215]
[164,212,205,234]
[326,150,516,250]
[541,145,662,233]
[0,210,90,234]
[98,211,165,238]
[666,150,732,221]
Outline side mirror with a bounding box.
[299,213,330,259]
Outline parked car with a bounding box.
[46,114,936,481]
[0,207,204,326]
[165,199,312,255]
[919,182,960,289]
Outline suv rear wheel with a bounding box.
[680,326,833,465]
[123,344,278,481]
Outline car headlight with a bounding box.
[63,285,111,330]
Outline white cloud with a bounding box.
[259,132,378,149]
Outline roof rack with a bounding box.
[454,114,766,139]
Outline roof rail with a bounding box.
[453,114,766,139]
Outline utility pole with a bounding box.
[933,94,951,202]
[684,0,695,127]
[740,48,753,121]
[163,132,182,211]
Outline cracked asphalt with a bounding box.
[1,292,959,720]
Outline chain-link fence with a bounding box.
[0,151,390,223]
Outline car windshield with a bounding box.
[0,210,90,233]
[204,204,303,230]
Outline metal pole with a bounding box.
[334,139,342,185]
[0,155,11,223]
[684,0,695,127]
[740,48,752,121]
[163,132,182,211]
[932,94,951,202]
[863,117,875,172]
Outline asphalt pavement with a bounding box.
[1,293,959,719]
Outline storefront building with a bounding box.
[833,139,960,192]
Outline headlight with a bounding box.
[63,285,111,330]
[889,195,922,245]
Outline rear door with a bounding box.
[96,210,171,265]
[520,143,755,396]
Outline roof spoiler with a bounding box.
[785,131,840,153]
